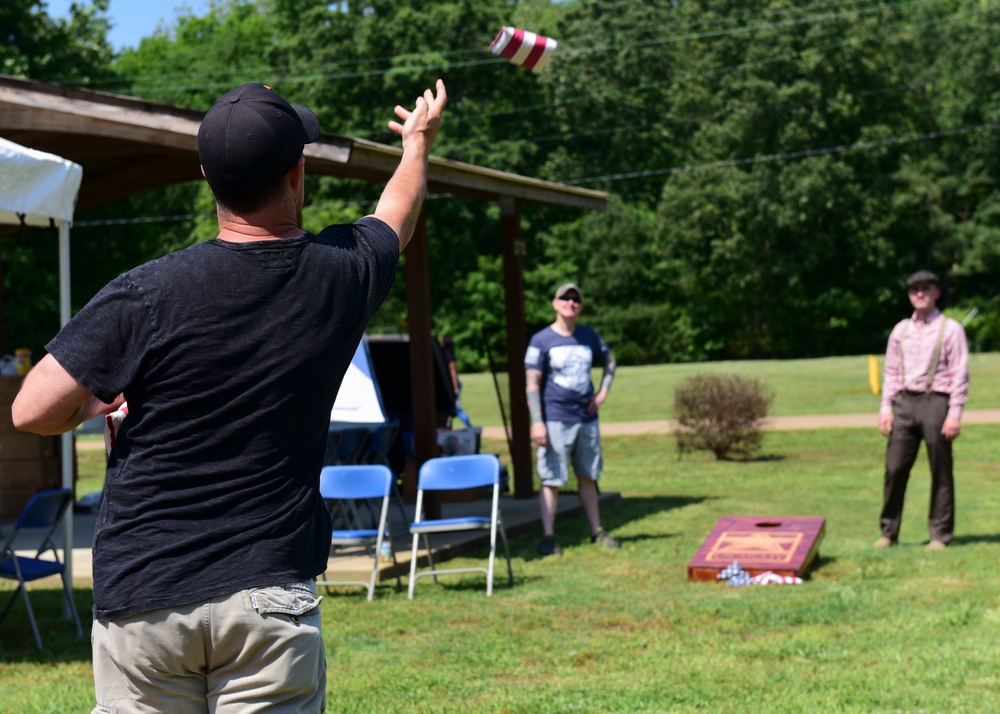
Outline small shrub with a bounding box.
[674,373,774,459]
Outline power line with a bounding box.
[77,0,931,86]
[407,7,977,162]
[55,3,995,223]
[70,212,215,228]
[562,121,1000,185]
[69,0,955,95]
[69,193,452,228]
[461,7,972,126]
[445,9,991,180]
[472,66,1000,149]
[298,3,976,151]
[559,0,950,58]
[46,0,981,164]
[74,120,1000,227]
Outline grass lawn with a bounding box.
[3,422,1000,712]
[458,352,1000,426]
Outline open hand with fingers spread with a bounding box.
[388,79,447,155]
[373,80,448,248]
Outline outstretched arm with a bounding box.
[373,80,448,250]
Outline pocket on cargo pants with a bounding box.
[206,582,327,713]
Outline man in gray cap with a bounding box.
[525,282,620,557]
[875,269,969,551]
[14,79,447,711]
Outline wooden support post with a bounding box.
[404,208,440,518]
[500,197,534,499]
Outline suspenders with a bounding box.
[899,317,948,395]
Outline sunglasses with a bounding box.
[559,295,582,304]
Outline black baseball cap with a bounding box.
[197,83,321,195]
[906,270,940,288]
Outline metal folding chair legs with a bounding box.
[0,558,83,650]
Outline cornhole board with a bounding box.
[687,515,825,581]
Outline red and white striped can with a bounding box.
[489,26,558,73]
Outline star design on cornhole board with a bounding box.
[706,531,804,564]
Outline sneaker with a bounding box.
[591,529,621,548]
[926,539,947,551]
[538,535,563,557]
[873,536,896,549]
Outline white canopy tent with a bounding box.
[0,137,83,586]
[330,336,387,426]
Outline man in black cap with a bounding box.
[875,269,969,552]
[13,79,447,711]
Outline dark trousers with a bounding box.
[880,391,954,543]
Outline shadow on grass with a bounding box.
[678,453,787,463]
[0,588,92,662]
[521,494,711,561]
[949,533,1000,546]
[805,554,836,578]
[606,494,710,528]
[409,575,526,596]
[724,453,786,463]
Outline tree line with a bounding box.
[2,0,998,370]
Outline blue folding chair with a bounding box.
[317,465,401,600]
[408,454,514,598]
[0,489,84,649]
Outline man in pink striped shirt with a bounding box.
[875,270,969,551]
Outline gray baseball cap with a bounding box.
[554,282,583,301]
[906,270,940,288]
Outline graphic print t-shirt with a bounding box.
[524,325,610,424]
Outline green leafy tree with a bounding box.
[889,0,1000,343]
[1,0,114,81]
[1,0,117,354]
[260,0,567,344]
[544,0,683,205]
[10,0,1000,367]
[655,0,948,358]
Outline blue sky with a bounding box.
[45,0,211,51]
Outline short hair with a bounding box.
[211,176,287,215]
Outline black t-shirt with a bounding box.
[47,217,398,620]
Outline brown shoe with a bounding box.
[926,539,947,551]
[591,529,621,549]
[873,536,896,549]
